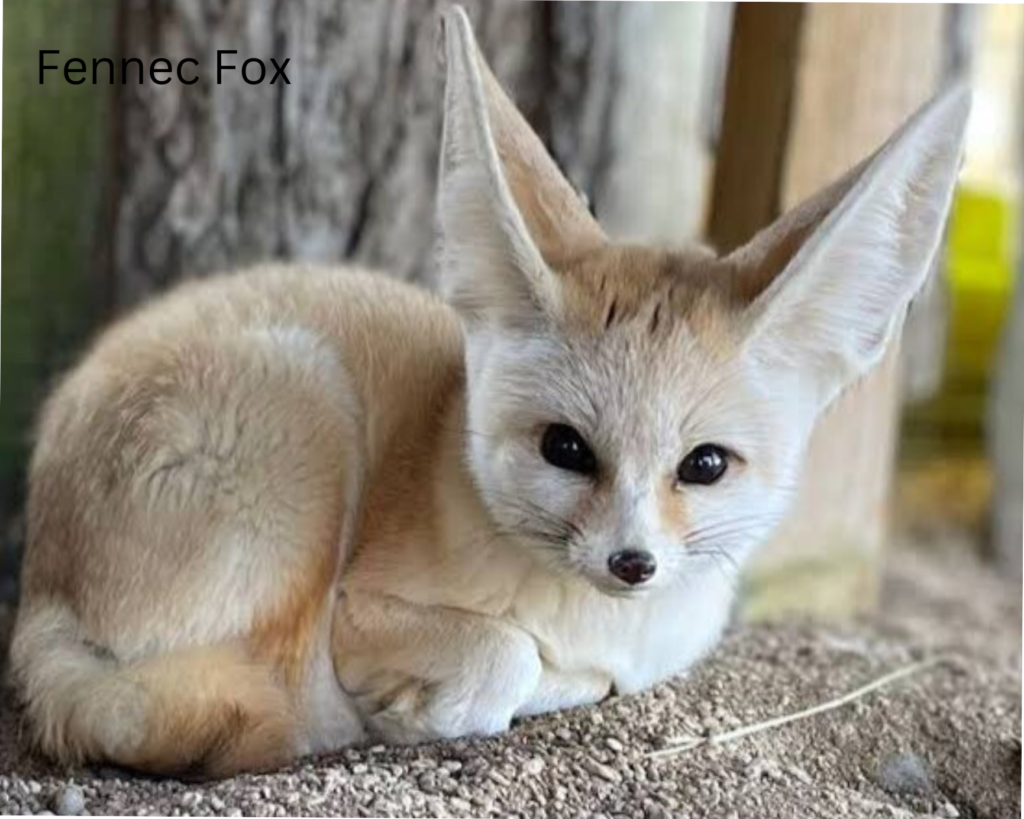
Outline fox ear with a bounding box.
[437,6,605,329]
[731,84,971,412]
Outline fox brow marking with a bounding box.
[604,298,618,329]
[649,303,662,335]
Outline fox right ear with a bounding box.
[437,6,605,331]
[730,84,970,413]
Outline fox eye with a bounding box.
[678,444,729,486]
[541,424,597,475]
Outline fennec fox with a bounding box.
[11,7,968,777]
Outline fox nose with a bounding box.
[608,550,657,586]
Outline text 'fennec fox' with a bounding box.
[11,7,969,777]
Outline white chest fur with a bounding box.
[509,565,737,704]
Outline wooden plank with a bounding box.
[990,274,1023,579]
[989,169,1023,577]
[706,4,804,254]
[709,4,947,618]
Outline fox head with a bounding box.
[437,7,969,595]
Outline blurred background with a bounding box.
[1,1,1021,618]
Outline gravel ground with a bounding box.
[0,541,1019,818]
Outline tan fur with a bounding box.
[556,244,743,343]
[12,267,459,775]
[10,6,968,777]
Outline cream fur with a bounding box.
[10,6,969,776]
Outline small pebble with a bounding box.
[181,791,203,809]
[523,757,545,776]
[873,752,933,796]
[460,759,485,777]
[583,759,622,784]
[744,758,768,779]
[53,785,85,816]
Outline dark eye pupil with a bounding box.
[678,444,728,485]
[541,424,597,475]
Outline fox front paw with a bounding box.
[363,675,519,744]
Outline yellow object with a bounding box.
[945,186,1017,387]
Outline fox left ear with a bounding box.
[437,6,605,330]
[730,84,970,412]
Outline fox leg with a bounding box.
[332,590,542,743]
[515,665,613,718]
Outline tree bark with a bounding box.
[114,0,636,304]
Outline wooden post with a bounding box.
[707,4,804,254]
[989,53,1023,577]
[593,3,724,244]
[709,4,947,618]
[990,273,1024,579]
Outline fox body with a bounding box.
[11,8,968,777]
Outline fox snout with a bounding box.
[607,549,657,586]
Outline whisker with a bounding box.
[686,547,742,590]
[683,512,781,544]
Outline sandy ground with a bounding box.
[0,542,1019,818]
